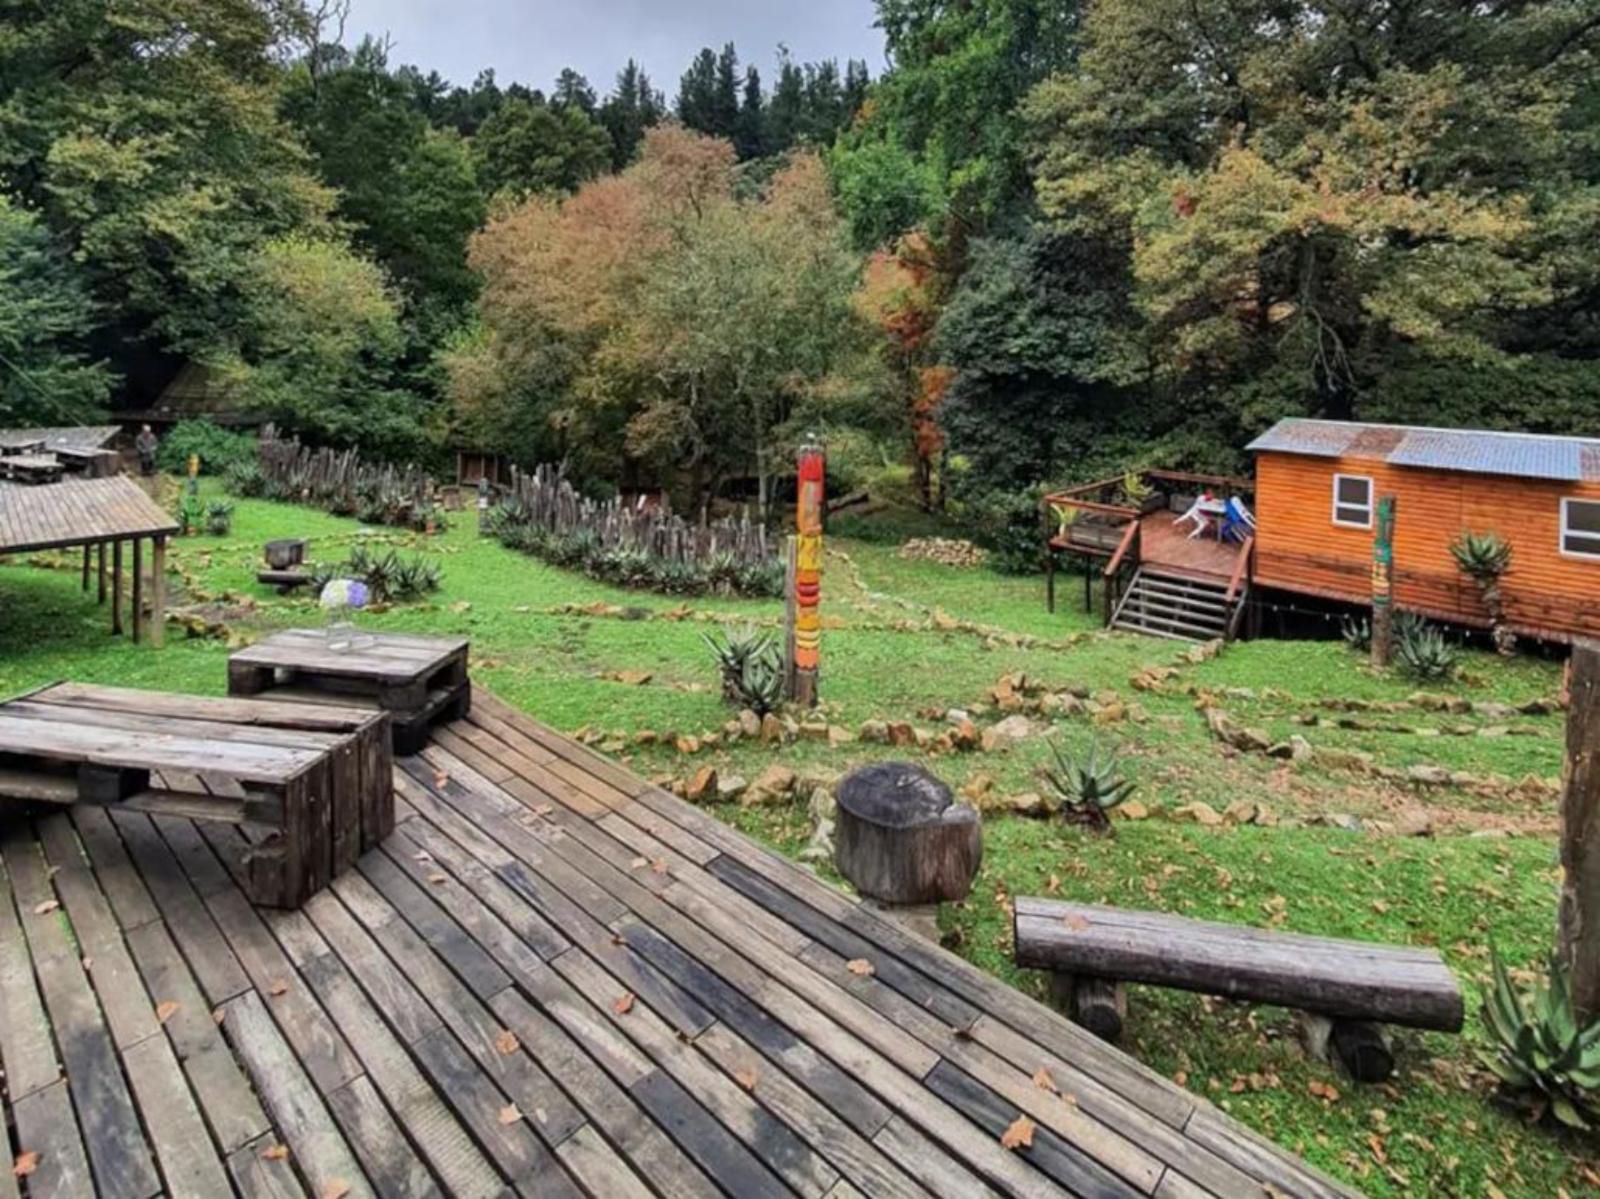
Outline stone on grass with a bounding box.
[760,713,786,744]
[716,774,749,801]
[828,725,856,747]
[738,709,762,738]
[1393,811,1434,838]
[990,715,1037,743]
[1117,800,1150,822]
[859,719,890,744]
[743,764,798,807]
[1223,799,1257,825]
[1406,764,1451,786]
[1173,801,1222,826]
[685,767,718,804]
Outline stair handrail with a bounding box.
[1223,534,1254,604]
[1104,519,1141,578]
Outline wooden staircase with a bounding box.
[1110,569,1235,642]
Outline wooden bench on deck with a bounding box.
[0,682,392,907]
[1014,898,1463,1081]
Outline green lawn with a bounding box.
[1,482,1592,1196]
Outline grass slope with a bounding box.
[0,483,1592,1196]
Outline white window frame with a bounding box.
[1561,497,1600,560]
[1332,473,1374,529]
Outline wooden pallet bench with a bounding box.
[0,682,392,907]
[1014,898,1463,1081]
[228,628,470,754]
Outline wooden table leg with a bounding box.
[132,538,143,645]
[112,540,124,635]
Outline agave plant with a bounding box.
[703,624,776,706]
[204,500,235,536]
[1480,946,1600,1129]
[733,651,787,717]
[1340,614,1371,652]
[1450,530,1516,655]
[1395,616,1458,681]
[1037,738,1136,833]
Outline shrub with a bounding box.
[1037,738,1136,833]
[312,543,443,604]
[175,492,206,536]
[1395,614,1458,681]
[156,420,258,476]
[223,460,265,497]
[1481,945,1600,1129]
[968,488,1045,576]
[1340,614,1371,652]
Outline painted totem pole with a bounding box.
[1371,495,1397,667]
[791,437,825,707]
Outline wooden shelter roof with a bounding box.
[0,426,121,453]
[0,476,178,554]
[0,687,1357,1198]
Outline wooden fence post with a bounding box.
[1371,495,1396,668]
[1560,641,1600,1022]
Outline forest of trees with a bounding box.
[4,0,1600,553]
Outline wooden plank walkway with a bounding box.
[0,688,1360,1198]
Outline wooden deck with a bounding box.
[0,688,1356,1199]
[1138,512,1245,584]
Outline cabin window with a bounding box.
[1332,474,1374,529]
[1563,498,1600,559]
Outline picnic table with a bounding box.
[228,629,470,753]
[0,683,392,906]
[0,454,64,485]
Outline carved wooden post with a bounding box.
[1560,640,1600,1022]
[790,437,825,708]
[1371,495,1396,668]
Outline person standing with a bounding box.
[135,424,159,476]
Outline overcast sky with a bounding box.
[343,1,889,97]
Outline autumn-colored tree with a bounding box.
[452,126,873,506]
[856,232,952,509]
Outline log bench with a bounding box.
[257,568,313,593]
[0,682,393,907]
[1013,898,1463,1082]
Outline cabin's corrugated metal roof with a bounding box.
[1247,419,1600,483]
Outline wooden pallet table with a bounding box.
[0,683,392,907]
[228,628,470,754]
[0,453,64,484]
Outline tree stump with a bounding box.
[834,762,982,905]
[265,539,307,571]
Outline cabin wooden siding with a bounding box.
[1253,450,1600,641]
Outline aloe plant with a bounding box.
[703,624,781,710]
[1480,946,1600,1129]
[1037,738,1136,833]
[1395,615,1458,681]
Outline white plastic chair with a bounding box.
[1176,496,1210,538]
[1228,497,1256,528]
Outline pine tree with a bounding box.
[551,68,596,116]
[735,67,765,160]
[767,50,806,153]
[713,43,741,139]
[600,59,658,169]
[804,60,844,144]
[843,60,870,122]
[675,48,719,135]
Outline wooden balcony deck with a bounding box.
[0,688,1355,1199]
[1139,511,1248,584]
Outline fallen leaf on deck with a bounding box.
[260,1144,289,1161]
[651,858,668,874]
[268,980,289,997]
[613,992,635,1015]
[213,1008,227,1025]
[846,959,875,977]
[321,1180,351,1199]
[498,1104,523,1125]
[1000,1115,1035,1150]
[81,956,93,971]
[734,1067,759,1092]
[427,873,448,885]
[155,1001,180,1024]
[12,1151,40,1177]
[629,857,649,870]
[433,771,450,788]
[33,900,59,916]
[494,1030,520,1056]
[1032,1068,1058,1094]
[413,851,433,863]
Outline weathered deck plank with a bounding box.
[0,684,1360,1199]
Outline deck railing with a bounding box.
[1045,469,1254,558]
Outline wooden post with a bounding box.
[783,535,799,700]
[150,535,166,648]
[131,537,143,645]
[791,438,825,708]
[112,540,124,635]
[1371,495,1396,668]
[1560,640,1600,1023]
[97,543,106,604]
[81,545,90,592]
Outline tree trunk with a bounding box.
[1560,640,1600,1023]
[834,763,982,904]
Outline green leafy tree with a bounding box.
[0,197,113,425]
[472,96,612,198]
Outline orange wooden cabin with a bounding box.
[1247,419,1600,644]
